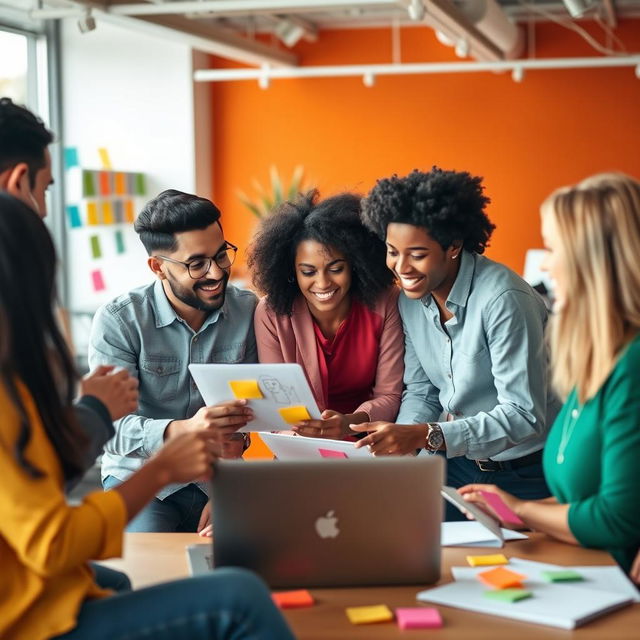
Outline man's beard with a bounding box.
[166,270,229,313]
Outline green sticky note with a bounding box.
[115,230,125,254]
[484,588,532,603]
[541,570,584,583]
[135,172,146,196]
[83,170,96,197]
[90,235,102,259]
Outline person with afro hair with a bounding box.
[354,167,561,519]
[248,190,404,440]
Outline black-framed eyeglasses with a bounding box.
[157,242,238,279]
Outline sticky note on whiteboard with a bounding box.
[229,380,263,399]
[319,449,347,458]
[91,269,106,292]
[278,406,311,424]
[98,147,112,170]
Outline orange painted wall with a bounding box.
[208,21,640,459]
[209,19,640,275]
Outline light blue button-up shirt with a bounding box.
[89,279,257,498]
[397,250,561,461]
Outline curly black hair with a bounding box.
[362,167,495,254]
[247,190,394,316]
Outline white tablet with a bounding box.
[440,485,504,546]
[189,363,321,432]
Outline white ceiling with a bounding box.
[2,1,640,68]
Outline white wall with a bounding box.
[60,19,210,354]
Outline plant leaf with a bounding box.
[270,165,283,204]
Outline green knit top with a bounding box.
[543,334,640,573]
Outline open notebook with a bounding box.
[418,557,634,629]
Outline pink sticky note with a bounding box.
[91,269,106,292]
[395,607,443,630]
[479,490,524,526]
[319,449,348,458]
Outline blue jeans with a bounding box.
[443,454,550,521]
[53,568,294,640]
[91,563,132,592]
[103,476,208,533]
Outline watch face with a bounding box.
[428,428,444,450]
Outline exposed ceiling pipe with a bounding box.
[107,0,409,18]
[28,0,298,67]
[194,54,640,83]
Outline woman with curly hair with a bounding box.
[248,190,404,440]
[354,167,561,516]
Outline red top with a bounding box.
[312,300,383,416]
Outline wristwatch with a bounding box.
[425,423,444,451]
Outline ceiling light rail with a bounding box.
[194,55,640,85]
[107,0,409,18]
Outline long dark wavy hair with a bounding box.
[0,193,87,480]
[247,190,395,315]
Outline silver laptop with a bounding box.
[187,456,443,588]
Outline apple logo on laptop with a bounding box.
[315,510,339,538]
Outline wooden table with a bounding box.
[103,533,639,639]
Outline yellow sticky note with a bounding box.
[278,406,311,425]
[87,202,99,226]
[102,200,114,225]
[229,380,263,399]
[346,604,393,625]
[466,554,509,567]
[98,147,112,170]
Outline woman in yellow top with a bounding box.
[0,193,294,640]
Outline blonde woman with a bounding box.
[460,173,640,577]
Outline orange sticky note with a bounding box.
[86,202,99,226]
[99,171,111,196]
[477,566,527,589]
[98,147,112,170]
[346,604,393,625]
[115,172,127,195]
[279,406,311,424]
[102,200,114,225]
[272,590,314,609]
[124,199,135,223]
[466,554,509,567]
[229,380,263,399]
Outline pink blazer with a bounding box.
[254,287,404,422]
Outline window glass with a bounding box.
[0,29,28,104]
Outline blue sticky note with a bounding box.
[64,147,79,169]
[114,229,125,254]
[66,204,82,228]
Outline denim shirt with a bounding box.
[89,279,258,498]
[397,250,561,461]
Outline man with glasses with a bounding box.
[90,189,257,532]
